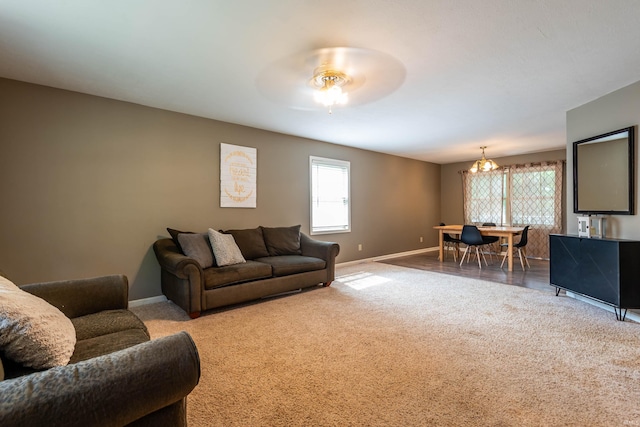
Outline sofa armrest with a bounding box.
[0,331,200,427]
[20,275,129,319]
[153,238,203,278]
[300,233,340,261]
[154,238,204,317]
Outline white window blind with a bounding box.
[310,156,350,235]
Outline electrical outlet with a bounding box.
[420,236,423,242]
[358,244,363,251]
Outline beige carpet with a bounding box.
[132,262,640,426]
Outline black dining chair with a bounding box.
[440,223,461,262]
[500,225,530,271]
[481,222,500,261]
[459,225,489,269]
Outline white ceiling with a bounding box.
[2,1,640,164]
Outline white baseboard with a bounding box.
[135,254,638,323]
[337,246,438,267]
[129,295,167,307]
[566,291,639,323]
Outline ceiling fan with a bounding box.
[257,47,405,113]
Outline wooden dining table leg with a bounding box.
[507,233,514,271]
[438,230,444,262]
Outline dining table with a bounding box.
[433,224,525,271]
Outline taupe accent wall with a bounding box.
[440,149,567,226]
[566,80,640,239]
[0,78,440,299]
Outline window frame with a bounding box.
[309,156,351,235]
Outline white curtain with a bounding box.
[461,161,564,259]
[461,168,504,225]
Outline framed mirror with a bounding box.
[573,126,635,215]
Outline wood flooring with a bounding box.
[378,249,554,294]
[379,250,640,320]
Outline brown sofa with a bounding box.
[153,225,340,318]
[0,275,200,427]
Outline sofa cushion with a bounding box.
[71,309,150,341]
[70,329,151,364]
[208,229,246,266]
[261,225,302,256]
[203,261,272,290]
[0,275,76,370]
[178,232,215,268]
[254,255,326,277]
[222,227,269,259]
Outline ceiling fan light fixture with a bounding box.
[470,146,499,173]
[310,68,351,113]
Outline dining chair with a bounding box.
[439,222,461,262]
[500,225,530,271]
[481,222,500,262]
[459,225,489,269]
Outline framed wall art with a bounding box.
[220,143,257,208]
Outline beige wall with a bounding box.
[0,78,441,299]
[566,80,640,239]
[440,149,567,226]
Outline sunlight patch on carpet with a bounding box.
[336,270,391,290]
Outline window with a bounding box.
[463,169,504,225]
[462,161,564,259]
[310,156,350,234]
[510,165,559,227]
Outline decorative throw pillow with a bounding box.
[261,225,302,256]
[177,233,215,268]
[167,227,194,253]
[222,227,269,260]
[0,275,76,369]
[208,229,246,266]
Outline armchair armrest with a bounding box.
[20,275,129,318]
[0,331,200,427]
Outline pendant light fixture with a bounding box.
[309,67,351,114]
[470,146,499,173]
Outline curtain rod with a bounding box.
[458,159,564,174]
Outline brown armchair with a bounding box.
[0,275,200,427]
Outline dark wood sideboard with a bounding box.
[549,234,640,321]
